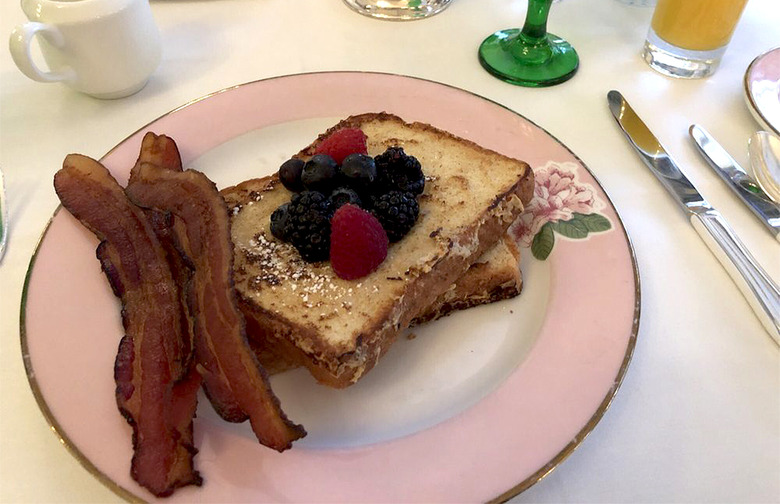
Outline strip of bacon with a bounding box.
[54,155,201,497]
[125,163,306,451]
[134,131,184,173]
[130,133,247,423]
[129,133,197,377]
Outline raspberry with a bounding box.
[330,204,388,280]
[315,128,368,165]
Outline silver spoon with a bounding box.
[748,131,780,203]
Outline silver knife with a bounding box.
[607,90,780,344]
[689,124,780,241]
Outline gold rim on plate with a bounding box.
[19,71,641,503]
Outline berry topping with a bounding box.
[328,187,363,211]
[301,154,338,193]
[269,202,291,241]
[330,204,388,280]
[268,133,427,269]
[278,158,305,192]
[338,153,377,192]
[315,128,368,164]
[374,146,425,196]
[284,191,333,262]
[371,191,419,242]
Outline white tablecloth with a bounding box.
[1,0,778,502]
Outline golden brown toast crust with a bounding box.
[413,236,522,325]
[224,113,534,388]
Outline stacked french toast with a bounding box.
[224,113,535,387]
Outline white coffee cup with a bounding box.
[9,0,162,99]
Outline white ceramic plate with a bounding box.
[22,72,639,502]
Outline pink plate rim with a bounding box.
[20,71,640,503]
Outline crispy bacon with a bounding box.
[131,134,247,422]
[130,133,196,373]
[54,155,201,497]
[134,131,184,173]
[125,163,306,450]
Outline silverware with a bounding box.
[689,124,780,241]
[0,168,6,263]
[607,90,780,344]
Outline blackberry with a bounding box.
[338,153,377,192]
[278,158,305,192]
[301,154,338,193]
[371,191,419,242]
[270,203,291,241]
[285,191,332,262]
[328,187,362,211]
[374,147,425,196]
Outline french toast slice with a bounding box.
[223,176,523,374]
[223,113,535,388]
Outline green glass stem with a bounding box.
[522,0,551,40]
[478,0,579,87]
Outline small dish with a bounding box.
[748,130,780,203]
[744,47,780,136]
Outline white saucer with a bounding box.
[744,46,780,136]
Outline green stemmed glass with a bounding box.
[478,0,579,87]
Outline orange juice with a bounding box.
[651,0,748,51]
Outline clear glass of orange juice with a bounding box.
[642,0,749,78]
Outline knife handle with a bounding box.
[691,210,780,345]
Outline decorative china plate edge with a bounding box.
[20,205,144,503]
[491,158,640,502]
[744,46,780,137]
[19,71,641,503]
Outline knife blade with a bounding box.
[689,124,780,241]
[607,90,780,344]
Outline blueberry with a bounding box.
[329,187,362,211]
[270,203,291,241]
[339,153,377,191]
[279,158,305,192]
[301,154,338,192]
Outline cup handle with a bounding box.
[9,22,76,83]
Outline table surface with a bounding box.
[1,0,778,502]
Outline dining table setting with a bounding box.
[1,0,779,502]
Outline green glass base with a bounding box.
[478,28,579,87]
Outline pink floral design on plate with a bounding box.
[510,160,612,259]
